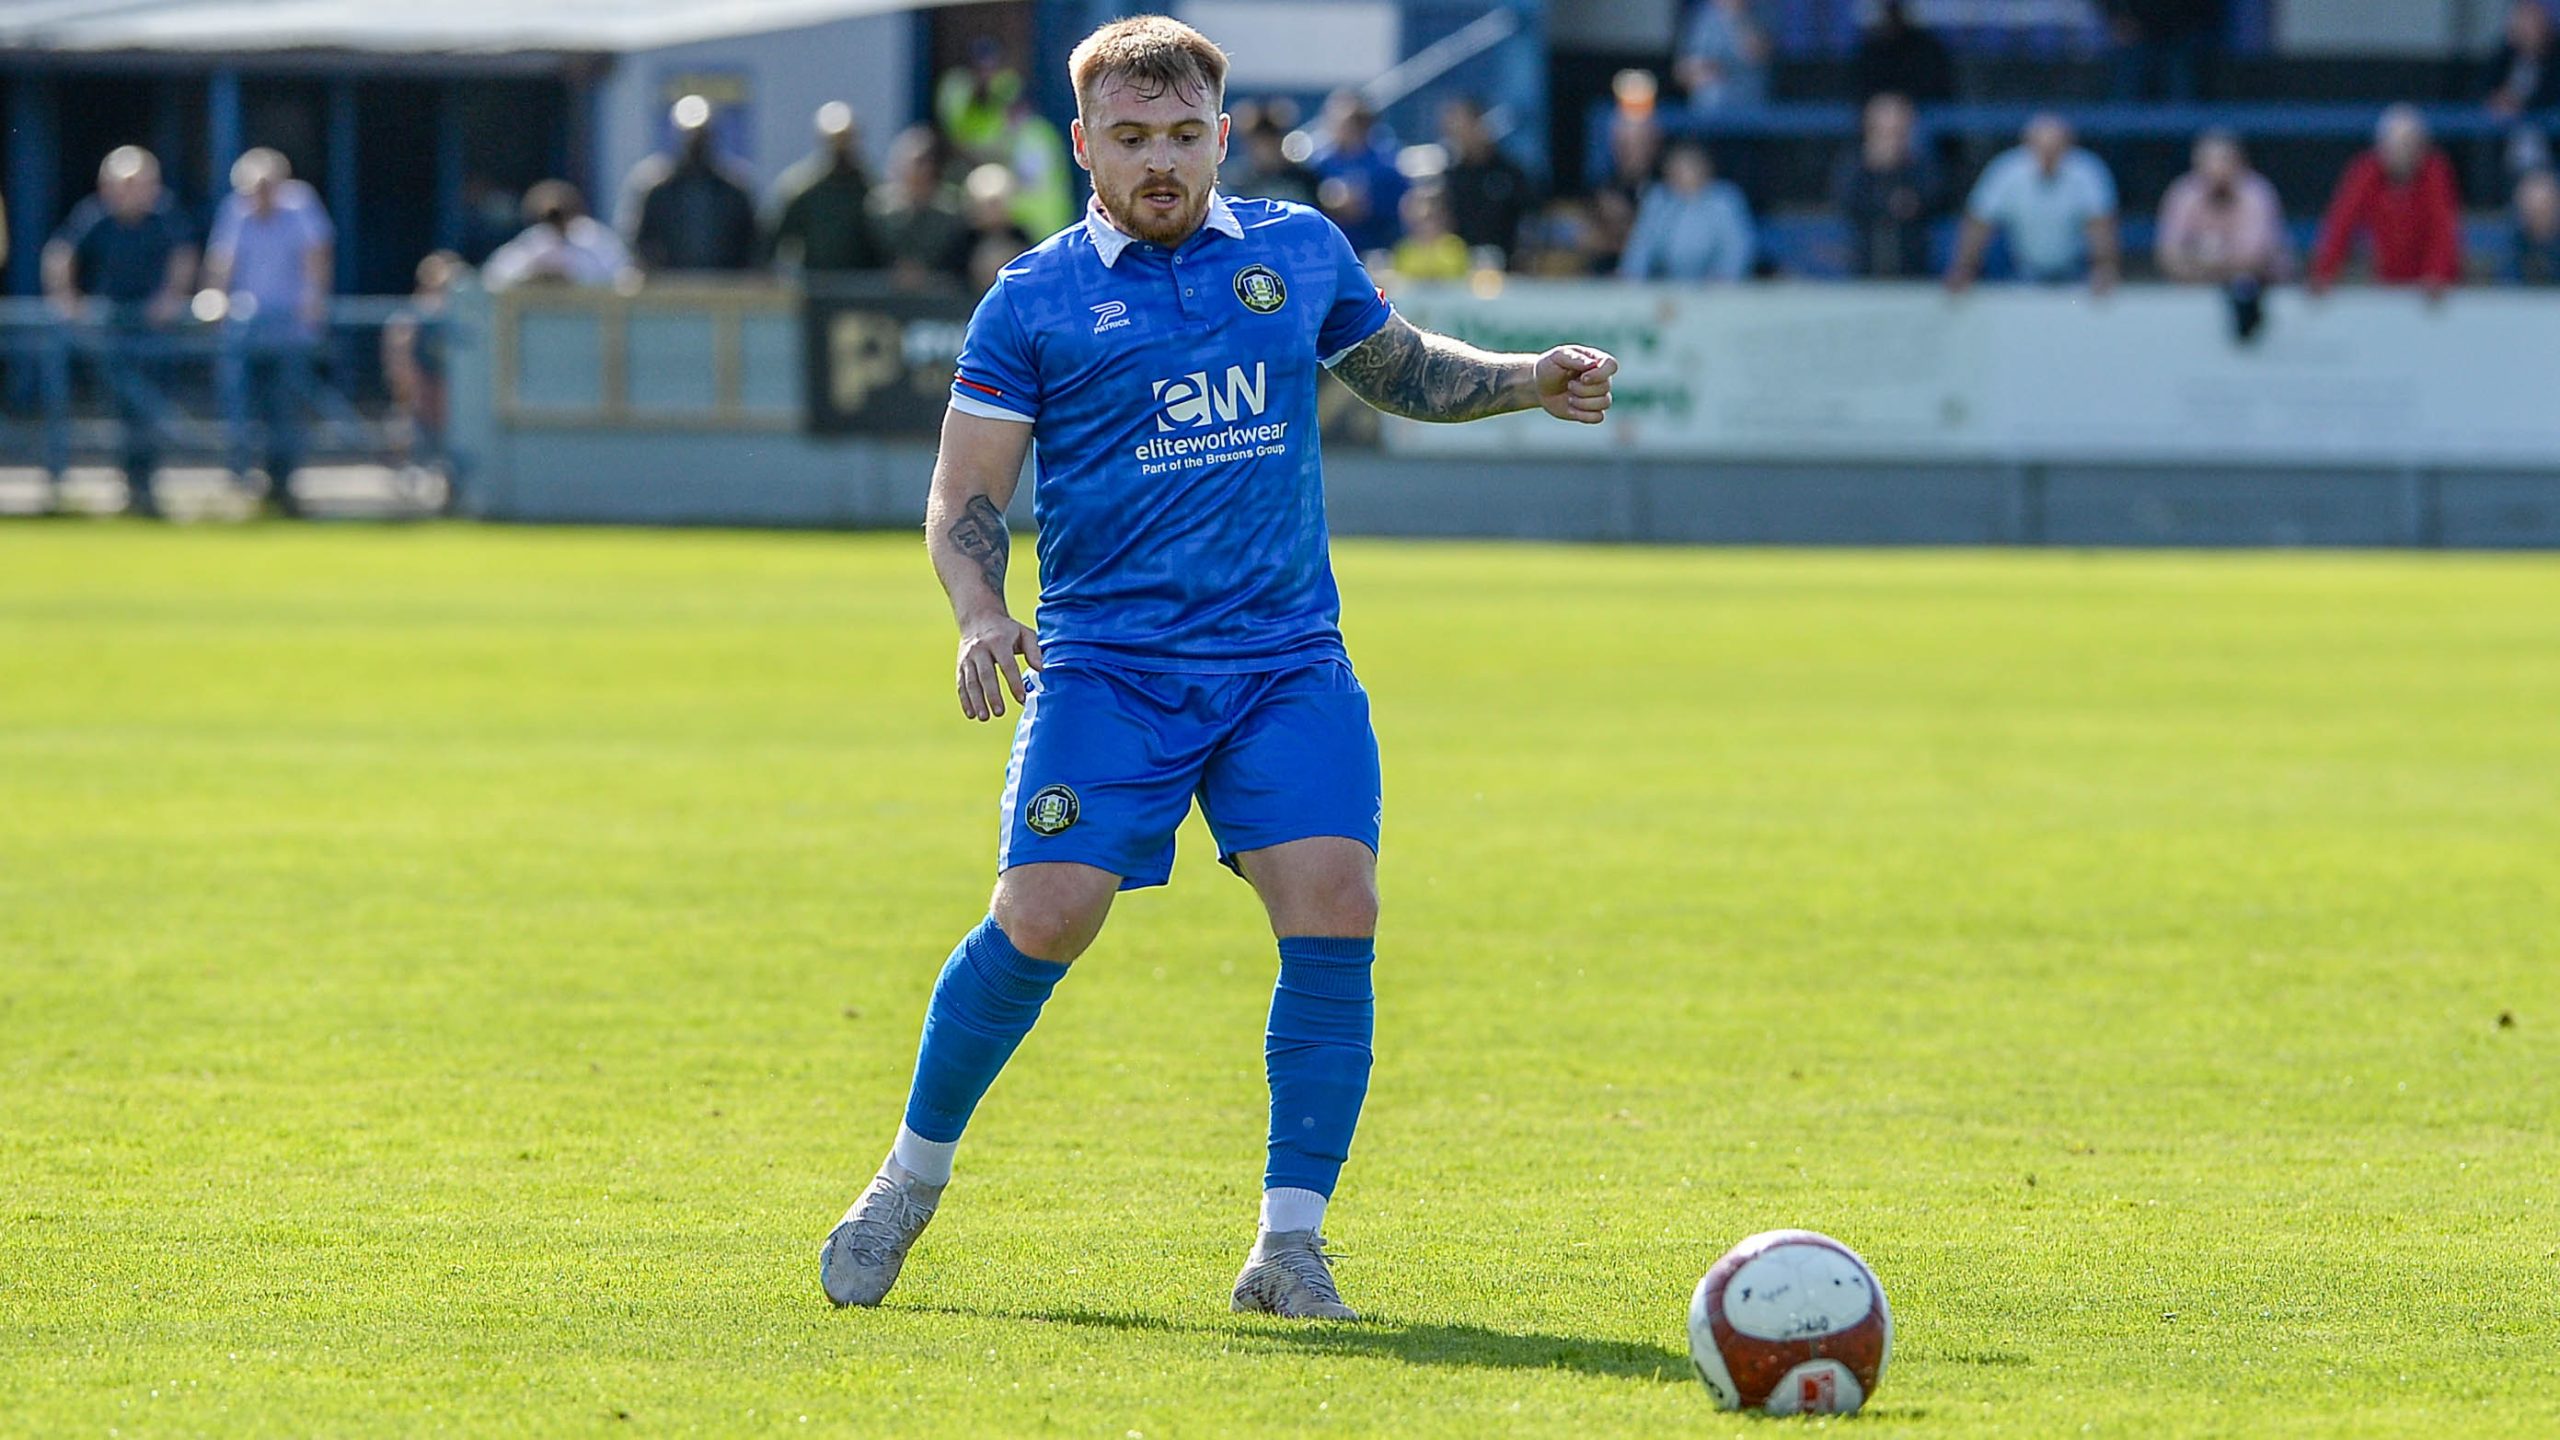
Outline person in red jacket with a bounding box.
[2309,105,2463,294]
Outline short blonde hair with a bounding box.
[1069,15,1228,116]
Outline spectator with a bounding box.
[1309,91,1408,257]
[1620,140,1755,282]
[1225,105,1320,207]
[1000,94,1076,240]
[1437,96,1538,265]
[206,147,333,518]
[960,163,1034,296]
[1391,187,1472,281]
[2485,2,2559,176]
[2105,0,2224,103]
[482,181,629,290]
[39,146,195,518]
[2309,105,2463,295]
[2508,168,2560,283]
[1590,69,1667,272]
[765,103,889,274]
[2485,2,2560,119]
[1853,1,1957,104]
[1947,114,2120,292]
[382,251,459,488]
[937,37,1024,169]
[872,126,973,291]
[2157,130,2289,284]
[1676,0,1773,111]
[1830,92,1943,279]
[624,96,760,274]
[2158,131,2287,340]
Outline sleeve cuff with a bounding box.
[1319,309,1395,370]
[949,391,1035,424]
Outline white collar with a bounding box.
[1084,189,1243,267]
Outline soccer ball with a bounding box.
[1687,1229,1891,1416]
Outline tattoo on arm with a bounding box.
[1330,316,1534,423]
[949,494,1009,596]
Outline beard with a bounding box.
[1096,172,1211,246]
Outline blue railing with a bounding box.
[1592,101,2560,183]
[0,296,428,477]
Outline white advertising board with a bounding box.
[1382,281,2560,468]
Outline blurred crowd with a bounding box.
[1367,0,2560,298]
[22,10,2560,517]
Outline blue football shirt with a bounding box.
[949,192,1394,672]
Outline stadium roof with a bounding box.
[0,0,958,57]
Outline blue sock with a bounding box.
[1264,936,1376,1198]
[901,917,1070,1145]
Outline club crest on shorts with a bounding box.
[1025,784,1080,836]
[1232,264,1288,314]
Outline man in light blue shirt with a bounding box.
[206,148,334,515]
[1620,141,1756,281]
[1947,114,2122,291]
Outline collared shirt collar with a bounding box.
[1084,189,1243,267]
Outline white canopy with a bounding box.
[0,0,953,56]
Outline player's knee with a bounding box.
[988,898,1102,964]
[989,866,1115,963]
[1319,883,1380,939]
[1281,871,1379,938]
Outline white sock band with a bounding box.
[1259,1187,1327,1236]
[888,1125,958,1187]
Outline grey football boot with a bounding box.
[819,1162,943,1307]
[1231,1229,1359,1320]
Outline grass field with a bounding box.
[4,524,2556,1438]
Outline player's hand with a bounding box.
[1535,345,1617,425]
[955,614,1044,722]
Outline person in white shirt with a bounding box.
[481,181,630,291]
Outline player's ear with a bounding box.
[1070,117,1090,172]
[1217,112,1231,165]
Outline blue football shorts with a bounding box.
[996,659,1382,890]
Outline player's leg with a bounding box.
[1229,837,1376,1320]
[821,862,1118,1310]
[896,860,1118,1181]
[823,667,1200,1308]
[1198,662,1383,1319]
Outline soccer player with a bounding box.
[822,15,1619,1319]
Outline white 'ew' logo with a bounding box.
[1153,363,1267,431]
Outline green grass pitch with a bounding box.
[5,525,2556,1438]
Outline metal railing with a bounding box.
[0,295,436,477]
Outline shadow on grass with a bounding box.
[915,1304,1692,1385]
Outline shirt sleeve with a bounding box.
[950,272,1038,424]
[1316,215,1394,367]
[1964,156,2013,223]
[54,199,102,257]
[2078,155,2119,216]
[299,199,337,250]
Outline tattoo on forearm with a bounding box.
[1331,317,1532,423]
[949,494,1009,595]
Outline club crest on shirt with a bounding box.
[1025,784,1080,836]
[1232,264,1288,314]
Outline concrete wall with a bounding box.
[474,435,2560,549]
[447,281,2560,549]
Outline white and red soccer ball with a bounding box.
[1688,1229,1892,1416]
